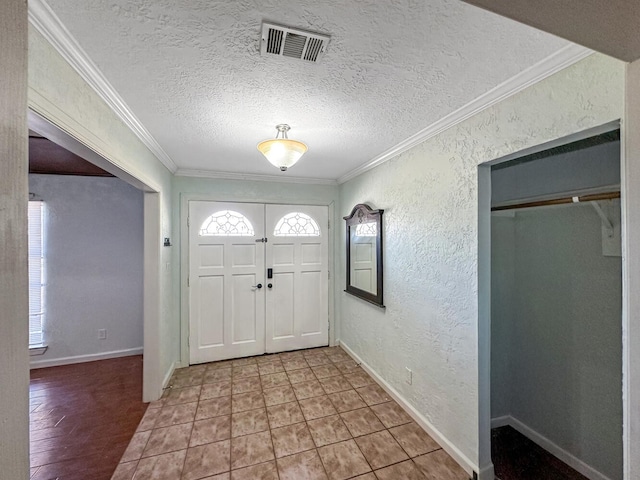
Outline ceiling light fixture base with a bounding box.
[275,124,291,136]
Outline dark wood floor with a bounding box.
[492,426,589,480]
[29,355,147,480]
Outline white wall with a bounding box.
[0,0,29,477]
[338,53,624,474]
[28,28,176,386]
[492,204,623,479]
[29,174,144,367]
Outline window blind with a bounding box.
[28,201,44,346]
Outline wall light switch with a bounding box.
[405,367,412,385]
[98,329,107,340]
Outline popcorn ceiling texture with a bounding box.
[338,53,624,468]
[45,0,567,179]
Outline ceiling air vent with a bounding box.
[261,22,330,64]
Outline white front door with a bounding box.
[189,201,266,364]
[188,201,329,364]
[265,205,329,353]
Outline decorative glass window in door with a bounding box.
[199,210,255,236]
[274,212,321,236]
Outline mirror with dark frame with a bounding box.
[344,204,384,307]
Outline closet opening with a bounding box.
[489,128,623,480]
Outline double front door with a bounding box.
[189,201,329,364]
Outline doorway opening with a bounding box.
[27,131,144,367]
[485,126,623,480]
[28,110,164,401]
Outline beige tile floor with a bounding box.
[112,347,470,480]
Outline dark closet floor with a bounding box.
[492,426,589,480]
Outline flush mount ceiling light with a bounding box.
[257,124,308,172]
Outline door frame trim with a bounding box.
[179,194,336,367]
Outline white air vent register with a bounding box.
[260,22,330,64]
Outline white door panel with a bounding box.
[189,201,329,363]
[197,275,224,347]
[189,201,265,364]
[265,205,329,353]
[272,272,295,339]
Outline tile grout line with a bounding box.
[181,410,195,476]
[132,347,452,479]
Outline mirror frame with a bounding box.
[344,203,384,307]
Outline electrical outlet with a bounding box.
[98,329,107,340]
[405,367,412,385]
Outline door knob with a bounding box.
[252,283,263,289]
[267,283,273,289]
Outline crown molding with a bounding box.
[337,43,594,184]
[175,168,338,186]
[28,0,178,173]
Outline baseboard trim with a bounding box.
[339,341,477,477]
[490,415,511,429]
[30,347,143,369]
[491,415,612,480]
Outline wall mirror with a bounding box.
[344,204,384,307]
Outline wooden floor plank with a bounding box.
[29,355,147,480]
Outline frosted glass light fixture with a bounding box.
[257,124,308,171]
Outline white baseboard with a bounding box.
[491,415,612,480]
[339,341,477,477]
[490,415,511,429]
[30,347,143,369]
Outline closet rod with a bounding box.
[491,191,620,212]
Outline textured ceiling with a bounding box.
[45,0,569,180]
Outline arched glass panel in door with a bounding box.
[199,210,255,236]
[273,212,321,237]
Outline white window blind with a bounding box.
[28,201,44,346]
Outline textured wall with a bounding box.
[493,204,622,479]
[0,0,29,477]
[29,175,144,365]
[338,53,624,470]
[28,28,177,383]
